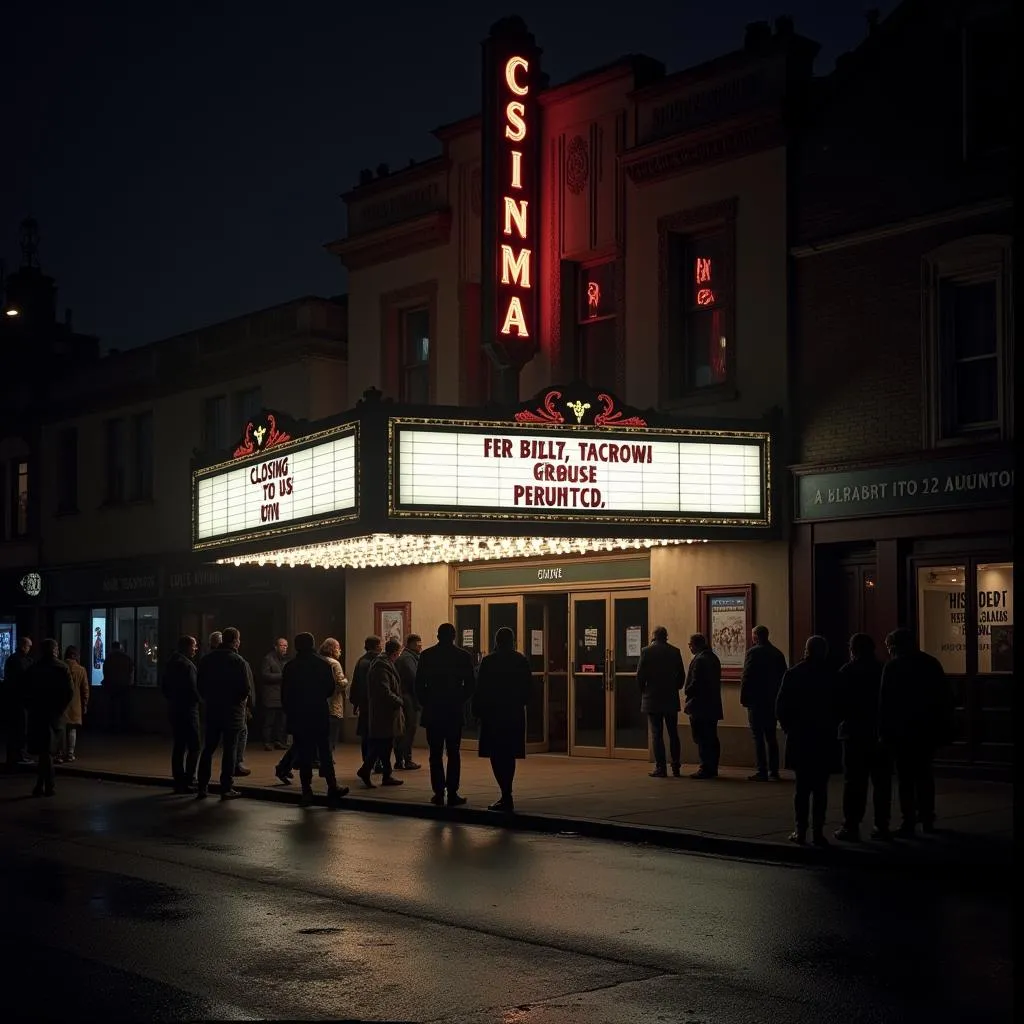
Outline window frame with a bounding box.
[203,394,229,452]
[399,306,432,404]
[921,235,1013,447]
[130,410,154,502]
[103,417,127,505]
[380,281,438,404]
[13,460,29,537]
[574,256,623,389]
[658,198,738,405]
[234,387,263,429]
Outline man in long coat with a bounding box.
[260,637,290,750]
[25,639,74,797]
[348,636,383,773]
[196,627,250,800]
[776,634,839,846]
[683,633,723,779]
[637,626,686,778]
[356,639,405,789]
[393,634,422,771]
[739,625,788,780]
[162,635,201,792]
[472,626,530,811]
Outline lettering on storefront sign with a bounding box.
[168,569,224,591]
[193,423,358,549]
[796,453,1014,521]
[102,574,157,594]
[393,421,768,525]
[537,567,563,580]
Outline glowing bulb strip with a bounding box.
[216,533,706,570]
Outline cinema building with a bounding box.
[193,18,818,764]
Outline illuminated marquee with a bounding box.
[390,420,769,526]
[193,423,358,549]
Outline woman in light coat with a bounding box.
[60,645,90,762]
[319,637,350,753]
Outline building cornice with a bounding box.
[325,210,452,271]
[341,157,448,203]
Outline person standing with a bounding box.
[3,636,34,767]
[878,627,953,837]
[25,639,74,797]
[834,633,891,842]
[195,626,250,801]
[260,638,290,750]
[318,638,349,754]
[103,641,134,733]
[59,646,90,763]
[233,654,256,777]
[415,623,476,807]
[162,635,201,794]
[348,636,383,772]
[473,627,530,811]
[683,634,723,779]
[393,634,422,771]
[282,633,349,808]
[637,626,686,778]
[356,639,405,789]
[776,635,839,847]
[739,625,788,781]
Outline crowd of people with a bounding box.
[637,624,954,846]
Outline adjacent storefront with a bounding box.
[193,387,786,764]
[791,446,1014,770]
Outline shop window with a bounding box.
[576,261,619,389]
[660,200,737,401]
[203,395,229,451]
[87,606,159,687]
[917,564,967,674]
[136,606,160,687]
[57,427,79,513]
[104,418,126,503]
[401,307,431,404]
[922,236,1012,445]
[962,9,1011,160]
[978,562,1013,675]
[0,621,15,679]
[234,387,262,428]
[90,609,107,686]
[130,411,153,501]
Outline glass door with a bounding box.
[569,591,649,758]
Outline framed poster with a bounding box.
[374,602,411,647]
[697,584,754,681]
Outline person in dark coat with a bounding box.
[347,636,383,775]
[103,641,134,733]
[637,626,686,778]
[393,634,422,771]
[161,635,201,793]
[683,634,723,779]
[3,636,34,766]
[739,625,788,780]
[415,622,476,807]
[357,639,405,789]
[834,633,892,842]
[776,635,839,846]
[878,627,953,837]
[260,638,290,750]
[195,626,251,801]
[281,632,349,808]
[473,627,531,811]
[25,639,74,797]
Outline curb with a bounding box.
[19,763,1012,877]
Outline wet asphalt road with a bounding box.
[0,776,1011,1023]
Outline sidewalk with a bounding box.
[31,735,1014,871]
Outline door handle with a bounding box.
[606,649,614,691]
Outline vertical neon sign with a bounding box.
[481,18,541,387]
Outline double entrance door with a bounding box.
[452,589,649,759]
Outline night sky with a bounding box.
[2,1,894,352]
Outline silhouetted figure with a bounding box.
[195,627,250,801]
[474,627,530,811]
[393,634,423,770]
[25,639,74,797]
[637,626,686,777]
[103,641,133,733]
[59,646,90,763]
[357,639,405,789]
[3,636,34,766]
[162,635,201,793]
[834,633,891,841]
[282,632,348,808]
[683,633,722,779]
[415,623,476,807]
[739,625,788,780]
[260,638,290,750]
[777,635,839,846]
[234,654,256,778]
[347,636,383,777]
[879,627,953,837]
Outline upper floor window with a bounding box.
[203,395,229,451]
[923,236,1012,445]
[660,200,736,401]
[130,411,154,501]
[11,461,29,537]
[576,260,619,389]
[234,387,262,428]
[963,9,1011,159]
[104,418,126,504]
[57,427,79,513]
[401,308,431,404]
